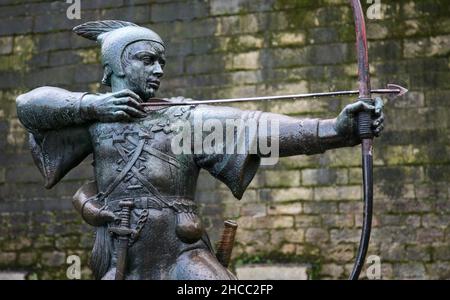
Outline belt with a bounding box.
[105,196,197,213]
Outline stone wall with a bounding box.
[0,0,449,279]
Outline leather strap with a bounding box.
[97,138,146,203]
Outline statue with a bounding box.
[16,18,386,280]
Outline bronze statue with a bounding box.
[16,19,386,280]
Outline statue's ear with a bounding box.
[101,64,113,86]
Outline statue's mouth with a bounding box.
[147,79,160,89]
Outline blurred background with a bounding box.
[0,0,449,279]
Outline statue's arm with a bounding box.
[16,87,95,188]
[16,86,90,131]
[192,98,384,158]
[258,113,351,157]
[16,86,146,132]
[262,98,384,157]
[259,113,343,157]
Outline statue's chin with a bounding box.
[142,87,157,100]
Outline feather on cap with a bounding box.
[73,20,138,41]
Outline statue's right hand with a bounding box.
[80,89,146,122]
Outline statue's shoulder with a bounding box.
[162,97,197,122]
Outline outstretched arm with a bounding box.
[262,97,384,157]
[191,98,384,157]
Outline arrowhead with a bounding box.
[387,84,408,97]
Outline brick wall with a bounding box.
[0,0,449,279]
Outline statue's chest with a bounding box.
[87,109,196,196]
[90,118,171,156]
[89,107,191,158]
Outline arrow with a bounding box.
[141,84,407,107]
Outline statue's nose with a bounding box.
[153,62,164,78]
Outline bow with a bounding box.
[348,0,376,280]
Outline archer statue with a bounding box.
[16,20,385,280]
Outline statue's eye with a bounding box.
[142,56,153,65]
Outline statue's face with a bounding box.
[121,41,166,100]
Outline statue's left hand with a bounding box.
[334,97,384,146]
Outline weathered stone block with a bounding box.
[240,203,266,217]
[425,262,450,280]
[306,43,350,65]
[302,168,348,186]
[18,252,37,267]
[305,228,329,243]
[235,229,269,245]
[262,170,301,188]
[319,263,344,279]
[367,23,389,40]
[226,51,260,70]
[0,252,16,266]
[272,32,306,47]
[270,96,329,115]
[314,186,361,201]
[0,168,5,184]
[55,236,80,250]
[150,1,209,22]
[2,236,31,251]
[323,244,354,262]
[330,229,360,244]
[392,263,427,280]
[270,228,304,244]
[322,214,354,228]
[241,216,294,229]
[379,242,404,261]
[280,243,296,254]
[0,18,33,36]
[308,27,339,44]
[404,244,431,262]
[216,14,259,36]
[417,228,444,244]
[268,203,303,215]
[0,37,13,55]
[303,202,338,214]
[41,251,66,267]
[210,0,241,16]
[404,35,450,58]
[262,187,313,202]
[295,215,322,228]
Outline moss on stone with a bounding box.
[77,48,100,64]
[0,35,36,72]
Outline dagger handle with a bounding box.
[118,200,133,228]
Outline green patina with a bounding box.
[226,34,264,53]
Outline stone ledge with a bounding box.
[236,264,310,280]
[0,271,27,280]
